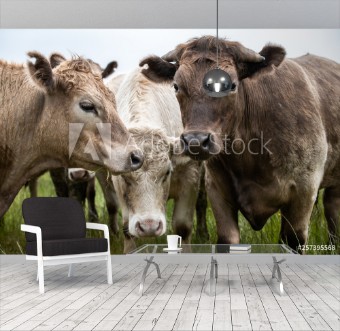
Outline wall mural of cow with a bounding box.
[110,68,205,253]
[24,55,121,234]
[0,52,144,218]
[141,36,340,252]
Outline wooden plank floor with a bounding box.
[0,261,339,331]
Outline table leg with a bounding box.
[209,257,218,296]
[139,256,161,296]
[272,256,286,294]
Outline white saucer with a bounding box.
[163,247,183,252]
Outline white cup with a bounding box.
[167,235,182,250]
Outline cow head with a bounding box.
[50,53,118,79]
[27,52,143,174]
[140,36,286,160]
[113,129,180,238]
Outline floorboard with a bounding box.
[1,260,339,330]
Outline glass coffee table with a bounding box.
[130,244,296,296]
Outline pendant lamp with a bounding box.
[203,0,233,97]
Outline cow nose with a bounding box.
[182,132,211,149]
[70,170,87,181]
[136,220,163,236]
[181,132,212,159]
[130,150,144,170]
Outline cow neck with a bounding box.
[1,64,46,146]
[0,64,65,214]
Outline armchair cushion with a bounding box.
[22,197,86,242]
[26,238,108,256]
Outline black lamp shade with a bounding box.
[203,68,233,97]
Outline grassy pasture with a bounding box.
[0,173,338,255]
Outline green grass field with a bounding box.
[0,173,338,255]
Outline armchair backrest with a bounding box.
[22,197,86,242]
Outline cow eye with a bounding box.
[173,83,179,93]
[79,101,98,115]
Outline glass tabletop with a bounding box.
[130,244,296,254]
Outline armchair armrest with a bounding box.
[21,224,41,234]
[21,224,43,258]
[86,222,110,239]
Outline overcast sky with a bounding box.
[1,29,339,75]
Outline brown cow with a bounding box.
[140,36,340,252]
[0,52,143,218]
[25,55,120,232]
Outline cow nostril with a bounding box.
[200,133,211,149]
[130,151,144,170]
[80,171,87,179]
[157,222,163,232]
[136,221,144,233]
[154,221,163,236]
[181,134,189,146]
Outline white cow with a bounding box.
[109,67,202,253]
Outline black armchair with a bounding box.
[21,197,112,293]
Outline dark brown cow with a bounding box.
[140,36,340,252]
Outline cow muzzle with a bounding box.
[181,131,216,160]
[68,168,95,182]
[135,219,164,237]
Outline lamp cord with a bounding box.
[216,0,219,69]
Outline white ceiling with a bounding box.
[0,0,339,28]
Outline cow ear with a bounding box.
[236,44,286,80]
[102,61,118,79]
[50,53,66,68]
[140,56,177,83]
[27,52,55,90]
